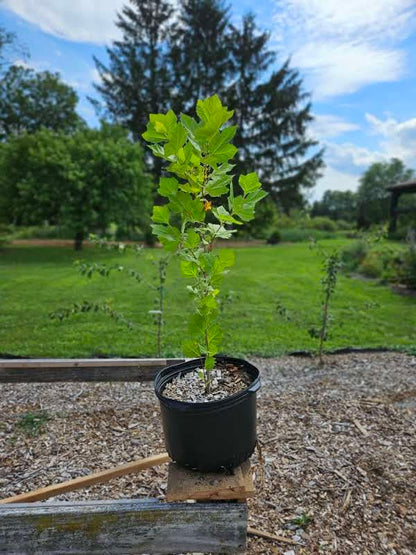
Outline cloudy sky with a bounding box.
[1,0,416,199]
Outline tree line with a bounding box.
[312,158,415,229]
[0,1,414,247]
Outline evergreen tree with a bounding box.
[169,0,232,113]
[227,14,323,214]
[92,0,174,140]
[93,2,323,211]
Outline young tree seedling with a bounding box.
[143,95,267,391]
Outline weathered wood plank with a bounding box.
[0,453,170,505]
[0,499,247,554]
[166,460,254,501]
[0,358,185,383]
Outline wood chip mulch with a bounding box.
[0,351,415,554]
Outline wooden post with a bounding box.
[389,190,400,233]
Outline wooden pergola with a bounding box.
[387,180,416,232]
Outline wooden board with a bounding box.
[0,453,170,504]
[0,358,185,383]
[166,460,254,501]
[0,499,247,554]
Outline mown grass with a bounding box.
[0,240,414,358]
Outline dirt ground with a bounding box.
[0,351,415,554]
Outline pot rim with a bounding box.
[154,355,260,409]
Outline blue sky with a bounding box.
[1,0,416,199]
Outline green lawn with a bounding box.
[0,240,415,358]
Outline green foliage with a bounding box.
[267,230,281,245]
[16,410,50,436]
[341,241,369,272]
[393,237,416,290]
[310,243,342,365]
[0,124,152,249]
[143,95,267,382]
[357,158,414,227]
[312,190,358,222]
[0,66,83,139]
[306,217,337,232]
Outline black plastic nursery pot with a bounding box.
[154,356,260,472]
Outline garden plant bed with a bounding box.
[0,351,415,553]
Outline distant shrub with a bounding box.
[306,217,337,232]
[9,225,72,240]
[391,236,416,290]
[341,241,368,271]
[336,219,356,231]
[359,252,384,278]
[279,228,338,242]
[267,230,281,245]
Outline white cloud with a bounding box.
[325,142,384,169]
[311,114,359,139]
[312,165,360,200]
[365,113,416,166]
[4,0,125,44]
[273,0,416,99]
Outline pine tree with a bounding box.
[169,0,232,113]
[92,0,174,140]
[228,15,324,214]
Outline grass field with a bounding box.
[0,240,415,358]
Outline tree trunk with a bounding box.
[74,231,84,251]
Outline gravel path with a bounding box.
[0,351,415,554]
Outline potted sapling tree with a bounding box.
[143,95,267,471]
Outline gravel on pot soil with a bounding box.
[0,351,415,554]
[162,363,251,402]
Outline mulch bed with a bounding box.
[0,351,415,554]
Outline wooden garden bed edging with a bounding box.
[0,358,186,383]
[0,499,247,554]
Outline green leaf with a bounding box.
[204,355,215,370]
[247,189,268,203]
[169,192,205,222]
[184,229,200,248]
[205,143,237,166]
[142,111,177,143]
[158,177,179,198]
[239,172,261,194]
[182,339,201,358]
[231,195,255,222]
[207,223,236,239]
[195,95,234,141]
[205,172,230,197]
[188,313,205,336]
[196,95,233,126]
[152,205,170,224]
[213,206,241,225]
[151,224,181,252]
[209,125,237,154]
[180,260,199,278]
[164,123,187,157]
[207,324,223,349]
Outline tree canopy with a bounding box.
[0,124,152,248]
[92,0,323,213]
[357,158,414,227]
[0,66,83,140]
[312,190,358,222]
